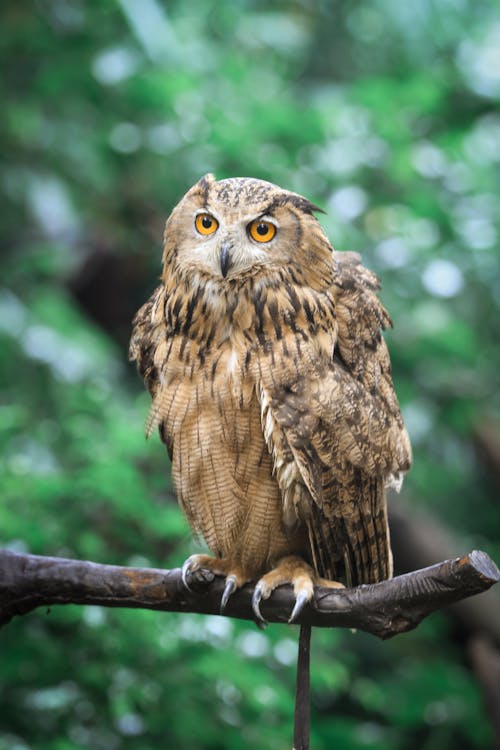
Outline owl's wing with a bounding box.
[260,252,411,585]
[129,286,173,443]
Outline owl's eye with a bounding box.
[248,219,276,243]
[195,213,219,236]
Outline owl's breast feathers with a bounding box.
[129,252,411,585]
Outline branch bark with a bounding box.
[1,549,498,638]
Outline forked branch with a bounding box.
[1,549,498,637]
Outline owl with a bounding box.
[129,174,411,623]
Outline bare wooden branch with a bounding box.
[1,549,498,638]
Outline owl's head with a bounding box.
[162,174,333,286]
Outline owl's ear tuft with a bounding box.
[286,193,326,216]
[194,173,216,197]
[181,174,216,205]
[305,199,326,215]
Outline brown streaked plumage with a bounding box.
[129,173,411,619]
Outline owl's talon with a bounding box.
[181,558,195,592]
[190,568,215,585]
[181,554,216,590]
[288,590,310,623]
[220,575,237,612]
[252,583,268,625]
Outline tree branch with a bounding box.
[1,549,498,637]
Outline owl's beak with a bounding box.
[220,243,232,278]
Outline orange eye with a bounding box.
[249,219,276,243]
[195,213,219,236]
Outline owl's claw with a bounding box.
[253,581,310,624]
[220,575,237,613]
[181,555,215,591]
[251,555,318,625]
[252,582,268,625]
[288,589,310,623]
[181,557,195,592]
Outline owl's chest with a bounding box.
[160,337,259,451]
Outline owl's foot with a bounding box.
[251,555,344,625]
[181,554,248,613]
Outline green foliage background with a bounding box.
[1,1,500,748]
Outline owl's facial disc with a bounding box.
[191,208,278,278]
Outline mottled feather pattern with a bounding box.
[260,253,411,583]
[130,174,411,587]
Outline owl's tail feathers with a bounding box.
[293,623,311,750]
[342,482,392,585]
[307,476,392,587]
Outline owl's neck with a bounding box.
[162,264,336,355]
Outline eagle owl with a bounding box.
[130,174,411,622]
